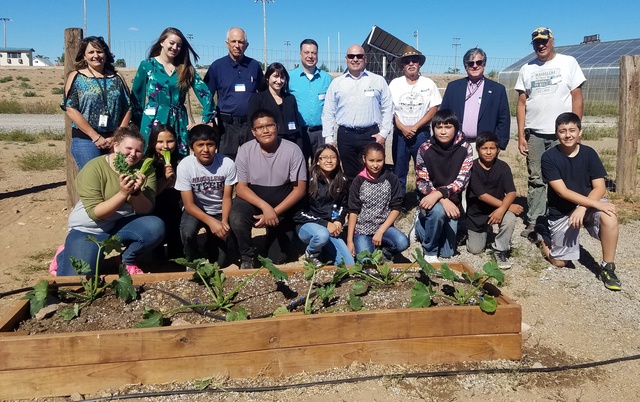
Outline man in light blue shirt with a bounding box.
[322,44,393,179]
[289,39,333,160]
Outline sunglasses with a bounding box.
[402,57,421,65]
[531,28,551,39]
[466,60,485,68]
[346,54,365,60]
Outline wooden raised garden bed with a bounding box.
[0,262,521,400]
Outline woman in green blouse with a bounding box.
[131,27,216,155]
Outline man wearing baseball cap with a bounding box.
[389,45,442,197]
[515,27,586,238]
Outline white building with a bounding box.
[0,48,35,66]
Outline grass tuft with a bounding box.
[0,76,14,83]
[23,91,37,98]
[51,87,64,95]
[581,126,618,141]
[16,150,64,171]
[0,129,64,142]
[0,99,62,114]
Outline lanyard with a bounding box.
[89,68,109,114]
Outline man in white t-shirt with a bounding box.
[389,46,441,197]
[515,27,586,237]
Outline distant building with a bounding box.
[0,48,35,66]
[33,56,54,67]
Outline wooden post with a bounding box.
[64,28,82,209]
[616,55,640,195]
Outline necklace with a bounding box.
[465,78,484,101]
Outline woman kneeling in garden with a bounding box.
[51,126,165,276]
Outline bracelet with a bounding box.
[93,136,102,143]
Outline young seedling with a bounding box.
[136,256,288,327]
[22,236,138,320]
[411,248,504,313]
[333,249,414,285]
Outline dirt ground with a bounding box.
[2,66,640,401]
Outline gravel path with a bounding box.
[0,114,64,133]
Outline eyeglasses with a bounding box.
[465,60,485,68]
[318,155,337,161]
[346,54,365,60]
[531,28,551,39]
[252,123,277,132]
[402,57,421,65]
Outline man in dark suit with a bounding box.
[440,48,510,150]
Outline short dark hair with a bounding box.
[431,109,460,133]
[187,124,219,148]
[463,47,487,66]
[300,39,318,50]
[250,108,277,127]
[555,112,582,130]
[476,131,500,149]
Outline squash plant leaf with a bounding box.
[95,235,124,255]
[70,256,92,276]
[273,306,290,316]
[351,281,368,296]
[316,284,335,301]
[135,307,164,328]
[414,248,436,276]
[479,295,498,313]
[348,293,364,311]
[258,256,289,281]
[226,306,249,322]
[21,279,50,317]
[111,266,137,302]
[439,263,459,282]
[410,281,433,308]
[483,261,504,285]
[59,304,80,321]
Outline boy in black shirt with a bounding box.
[540,112,621,290]
[466,132,523,269]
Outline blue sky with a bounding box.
[3,1,640,73]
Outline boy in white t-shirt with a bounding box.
[175,125,238,266]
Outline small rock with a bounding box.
[35,304,59,320]
[69,392,84,401]
[521,322,531,332]
[15,209,20,213]
[17,222,26,226]
[532,362,545,369]
[171,318,191,326]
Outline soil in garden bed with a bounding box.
[16,268,484,335]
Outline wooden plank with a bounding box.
[0,298,29,333]
[617,55,640,195]
[0,303,520,371]
[0,334,521,400]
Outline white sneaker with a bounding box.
[408,210,420,242]
[425,255,440,264]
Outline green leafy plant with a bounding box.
[161,150,171,165]
[411,249,504,313]
[137,256,288,327]
[22,236,138,320]
[113,152,154,179]
[333,249,414,285]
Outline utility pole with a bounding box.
[414,30,419,50]
[83,0,87,34]
[452,37,461,74]
[255,0,274,69]
[0,18,10,48]
[106,0,111,47]
[284,40,290,69]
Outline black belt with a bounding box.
[339,124,378,134]
[305,125,322,131]
[525,128,556,138]
[219,113,247,123]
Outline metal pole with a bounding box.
[83,0,87,34]
[284,40,290,69]
[0,18,10,48]
[106,0,111,48]
[452,37,461,74]
[255,0,273,69]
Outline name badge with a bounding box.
[144,107,156,116]
[98,114,109,127]
[364,89,375,97]
[235,83,246,92]
[478,96,482,105]
[318,93,326,101]
[288,121,297,130]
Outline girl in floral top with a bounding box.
[131,27,215,155]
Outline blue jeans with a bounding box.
[353,226,409,260]
[392,128,430,194]
[56,215,165,276]
[416,202,458,258]
[297,222,355,265]
[71,137,107,171]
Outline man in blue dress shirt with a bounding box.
[321,44,393,180]
[204,27,264,159]
[289,38,332,161]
